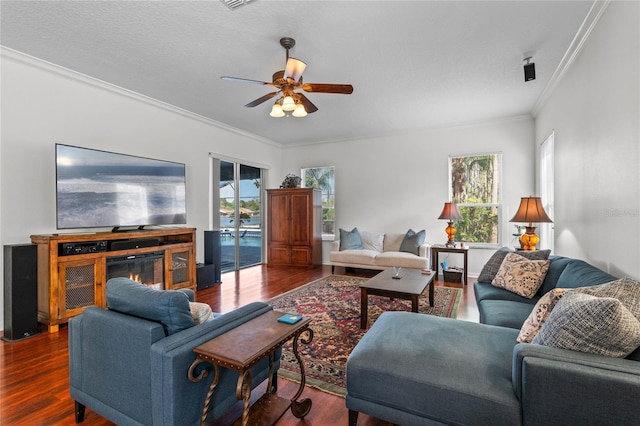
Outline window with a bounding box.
[301,166,335,238]
[449,154,501,245]
[539,132,554,251]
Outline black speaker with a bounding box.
[524,62,536,82]
[196,263,218,290]
[3,244,39,342]
[204,231,221,283]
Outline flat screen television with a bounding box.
[56,144,187,230]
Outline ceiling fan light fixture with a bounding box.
[282,95,296,111]
[292,103,307,117]
[270,102,285,117]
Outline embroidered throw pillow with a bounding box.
[399,229,426,255]
[491,253,550,298]
[517,288,568,343]
[339,227,363,250]
[532,292,640,358]
[478,247,550,283]
[189,302,213,324]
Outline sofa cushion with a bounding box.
[533,292,640,358]
[106,277,194,335]
[360,231,385,252]
[339,227,363,250]
[491,253,550,299]
[477,299,536,329]
[474,281,541,304]
[536,255,572,295]
[375,251,429,269]
[330,249,379,266]
[346,312,521,426]
[478,247,550,283]
[399,229,426,255]
[517,288,568,343]
[554,259,616,289]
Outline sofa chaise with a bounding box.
[346,250,640,425]
[69,277,279,425]
[330,228,430,273]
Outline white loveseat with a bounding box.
[330,230,430,273]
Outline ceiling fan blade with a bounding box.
[244,92,279,108]
[221,76,277,87]
[301,83,353,94]
[283,57,307,83]
[297,93,319,113]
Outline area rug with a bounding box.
[267,274,461,396]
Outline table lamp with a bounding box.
[438,202,462,248]
[509,196,553,250]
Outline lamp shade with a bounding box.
[510,197,552,224]
[438,202,463,220]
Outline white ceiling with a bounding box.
[1,0,595,146]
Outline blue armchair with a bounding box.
[69,277,279,425]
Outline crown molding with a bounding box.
[0,46,282,148]
[531,0,611,117]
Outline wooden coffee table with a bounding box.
[360,268,435,329]
[187,310,313,426]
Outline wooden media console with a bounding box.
[31,227,197,333]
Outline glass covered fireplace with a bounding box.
[106,251,164,290]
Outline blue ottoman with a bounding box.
[346,312,521,425]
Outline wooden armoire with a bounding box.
[266,188,322,267]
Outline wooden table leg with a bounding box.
[290,327,313,418]
[429,277,434,307]
[360,288,368,329]
[236,370,252,426]
[411,294,419,312]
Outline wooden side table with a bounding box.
[431,245,469,285]
[187,310,313,426]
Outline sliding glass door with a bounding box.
[217,160,263,272]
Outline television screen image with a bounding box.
[56,144,187,229]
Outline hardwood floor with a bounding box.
[0,265,478,426]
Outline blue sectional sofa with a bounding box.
[346,252,640,425]
[69,278,279,425]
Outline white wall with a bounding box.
[534,1,639,279]
[0,49,283,330]
[282,116,536,275]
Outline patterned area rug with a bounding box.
[267,274,461,396]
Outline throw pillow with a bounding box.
[517,288,568,343]
[478,247,551,283]
[339,227,363,250]
[399,229,426,256]
[189,302,213,324]
[532,292,640,358]
[360,231,385,252]
[572,277,640,318]
[106,277,195,335]
[491,253,550,298]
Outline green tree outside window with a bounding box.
[449,154,501,244]
[302,166,335,237]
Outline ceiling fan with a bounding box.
[221,37,354,117]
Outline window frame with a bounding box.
[301,165,335,240]
[448,153,502,247]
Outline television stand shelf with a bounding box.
[30,227,197,333]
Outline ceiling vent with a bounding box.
[220,0,254,10]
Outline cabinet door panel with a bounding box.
[58,259,101,319]
[290,193,311,245]
[291,247,312,265]
[268,246,291,265]
[268,192,290,244]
